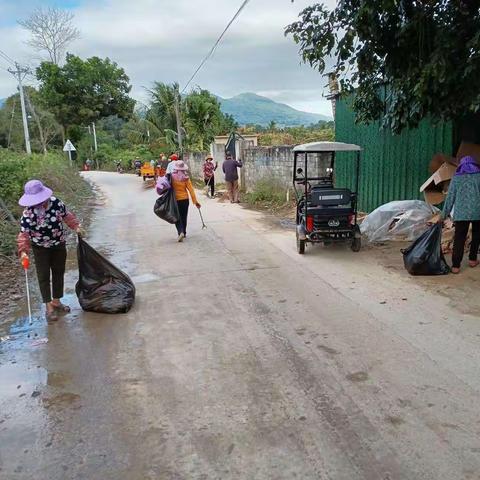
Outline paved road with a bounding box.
[1,171,480,480]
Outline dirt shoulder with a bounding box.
[239,196,480,318]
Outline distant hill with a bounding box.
[0,98,5,108]
[218,92,331,127]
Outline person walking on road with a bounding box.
[203,154,217,198]
[166,154,179,175]
[440,155,480,274]
[222,151,242,203]
[171,161,201,242]
[17,180,84,321]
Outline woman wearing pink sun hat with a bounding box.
[17,179,84,321]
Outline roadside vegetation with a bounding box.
[243,177,295,214]
[240,121,334,146]
[0,149,91,255]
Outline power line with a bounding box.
[181,0,251,93]
[0,49,15,66]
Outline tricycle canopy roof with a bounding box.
[293,141,362,153]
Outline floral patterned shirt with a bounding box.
[20,197,71,248]
[203,161,217,179]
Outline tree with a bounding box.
[36,54,135,137]
[24,87,62,153]
[0,88,62,153]
[18,7,80,65]
[147,82,181,140]
[286,2,480,133]
[184,89,228,150]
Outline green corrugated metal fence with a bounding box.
[335,98,453,212]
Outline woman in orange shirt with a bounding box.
[171,160,201,242]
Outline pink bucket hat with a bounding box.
[19,180,53,207]
[173,160,189,171]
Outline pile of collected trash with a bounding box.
[361,200,438,243]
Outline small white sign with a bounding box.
[63,139,76,152]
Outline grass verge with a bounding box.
[242,178,295,214]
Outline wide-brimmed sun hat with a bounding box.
[174,160,189,171]
[19,180,53,207]
[206,154,213,160]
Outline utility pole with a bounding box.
[8,63,31,154]
[174,87,183,155]
[92,122,98,152]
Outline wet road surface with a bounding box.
[1,171,480,479]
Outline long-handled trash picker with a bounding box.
[198,208,207,229]
[22,255,33,325]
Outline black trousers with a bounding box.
[452,221,480,268]
[32,244,67,303]
[175,199,189,235]
[204,175,215,197]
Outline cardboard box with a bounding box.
[420,161,457,205]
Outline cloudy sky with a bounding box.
[0,0,336,116]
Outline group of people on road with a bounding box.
[14,153,480,324]
[155,151,243,242]
[201,151,242,203]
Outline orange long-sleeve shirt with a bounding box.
[172,178,198,204]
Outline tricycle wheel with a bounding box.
[296,231,305,254]
[351,237,361,252]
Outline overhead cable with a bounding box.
[181,0,251,93]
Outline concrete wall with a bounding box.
[242,146,294,191]
[184,146,331,193]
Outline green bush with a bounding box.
[0,148,92,255]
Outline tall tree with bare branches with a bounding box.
[18,7,80,65]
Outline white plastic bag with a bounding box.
[360,200,439,243]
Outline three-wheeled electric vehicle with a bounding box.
[293,141,362,254]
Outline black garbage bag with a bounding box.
[76,237,135,313]
[402,223,450,276]
[153,188,179,224]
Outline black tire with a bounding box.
[351,237,361,252]
[296,231,305,254]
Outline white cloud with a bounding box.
[0,0,337,115]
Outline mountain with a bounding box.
[0,98,5,108]
[218,93,331,127]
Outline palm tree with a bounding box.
[147,82,181,137]
[185,89,224,151]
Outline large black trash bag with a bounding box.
[402,223,450,275]
[76,237,136,313]
[153,188,179,224]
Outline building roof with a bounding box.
[293,141,362,152]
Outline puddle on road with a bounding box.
[0,362,48,401]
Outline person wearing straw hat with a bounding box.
[171,160,201,242]
[17,180,84,321]
[203,154,217,198]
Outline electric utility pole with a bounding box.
[8,63,31,154]
[91,122,98,152]
[174,86,183,155]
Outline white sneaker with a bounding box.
[177,233,185,242]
